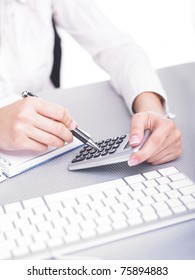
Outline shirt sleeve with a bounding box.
[52,0,170,116]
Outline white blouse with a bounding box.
[0,0,168,114]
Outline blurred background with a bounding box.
[59,0,195,88]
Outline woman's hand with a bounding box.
[128,92,182,166]
[0,97,77,151]
[128,111,182,166]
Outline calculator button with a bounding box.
[90,149,97,154]
[93,152,101,158]
[86,146,93,151]
[97,140,104,145]
[109,149,117,154]
[119,135,127,140]
[105,138,112,143]
[75,153,83,158]
[100,143,107,148]
[101,151,108,156]
[72,156,85,163]
[86,154,93,160]
[105,146,112,151]
[112,137,119,141]
[116,139,123,144]
[108,140,115,146]
[113,143,120,149]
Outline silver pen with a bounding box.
[22,91,101,151]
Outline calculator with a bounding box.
[68,129,151,170]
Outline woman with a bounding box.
[0,0,181,166]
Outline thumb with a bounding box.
[129,113,147,147]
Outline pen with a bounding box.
[22,91,101,151]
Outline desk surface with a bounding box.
[0,62,195,259]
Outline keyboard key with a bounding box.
[186,202,195,210]
[166,198,182,209]
[97,225,112,235]
[104,197,118,206]
[49,228,65,239]
[172,205,187,214]
[30,242,47,253]
[131,182,145,191]
[23,197,45,208]
[12,246,30,258]
[153,202,169,212]
[0,250,12,260]
[128,217,143,226]
[110,212,126,223]
[130,190,145,200]
[4,202,23,213]
[64,233,80,243]
[74,204,90,214]
[139,205,155,215]
[143,187,158,196]
[158,166,179,176]
[143,170,161,180]
[144,180,158,188]
[80,220,96,230]
[143,213,158,222]
[139,196,155,205]
[21,225,38,236]
[124,174,146,185]
[166,190,181,199]
[112,221,128,230]
[169,179,193,190]
[17,236,34,247]
[104,188,119,197]
[111,203,127,213]
[153,193,168,202]
[157,209,173,218]
[125,209,141,218]
[47,238,64,248]
[5,229,21,240]
[179,185,195,195]
[169,173,186,181]
[82,210,98,220]
[156,177,171,185]
[81,229,96,239]
[156,184,172,193]
[180,194,195,205]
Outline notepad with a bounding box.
[0,138,82,180]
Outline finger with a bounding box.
[28,97,77,129]
[149,150,181,165]
[129,113,149,146]
[147,141,182,164]
[128,125,168,166]
[13,137,48,152]
[27,127,70,148]
[33,114,73,143]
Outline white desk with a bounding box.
[0,62,195,259]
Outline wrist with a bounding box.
[132,92,165,115]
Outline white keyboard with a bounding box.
[0,166,195,260]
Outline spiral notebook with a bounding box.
[0,138,82,182]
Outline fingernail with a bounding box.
[129,135,140,145]
[70,121,76,130]
[128,157,139,166]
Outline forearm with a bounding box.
[132,92,165,115]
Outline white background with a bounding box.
[60,0,195,88]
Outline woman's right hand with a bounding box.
[0,97,77,151]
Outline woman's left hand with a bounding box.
[128,111,182,166]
